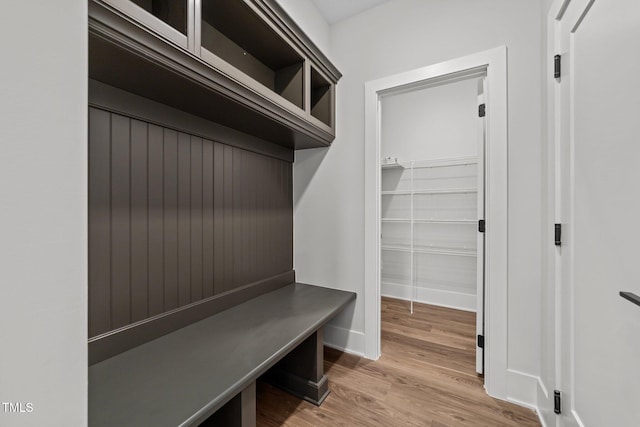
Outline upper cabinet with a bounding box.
[88,0,341,149]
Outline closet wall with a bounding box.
[381,78,479,160]
[381,78,480,311]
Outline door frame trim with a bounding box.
[363,46,509,398]
[549,0,602,425]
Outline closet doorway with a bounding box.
[380,76,486,375]
[364,47,508,398]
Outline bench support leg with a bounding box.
[264,328,329,405]
[201,381,256,427]
[239,382,256,427]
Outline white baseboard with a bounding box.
[504,369,555,427]
[381,282,476,312]
[506,369,539,409]
[573,411,586,427]
[536,409,550,427]
[536,378,554,427]
[323,323,365,357]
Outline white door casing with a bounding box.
[364,47,508,398]
[553,0,640,425]
[476,78,487,375]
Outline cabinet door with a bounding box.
[101,0,192,49]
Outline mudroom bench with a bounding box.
[89,282,355,426]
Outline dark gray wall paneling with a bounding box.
[88,107,293,339]
[89,79,293,163]
[89,109,112,334]
[130,119,148,323]
[148,124,165,317]
[111,114,131,330]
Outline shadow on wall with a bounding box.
[293,144,360,350]
[325,297,359,351]
[293,147,329,209]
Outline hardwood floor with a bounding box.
[256,297,540,426]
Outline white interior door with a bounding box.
[555,0,640,425]
[476,78,486,375]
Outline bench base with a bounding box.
[263,367,330,406]
[263,328,329,406]
[200,382,256,427]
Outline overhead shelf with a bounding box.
[311,66,333,127]
[89,0,341,150]
[201,0,304,108]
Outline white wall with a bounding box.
[0,2,87,426]
[293,0,543,395]
[381,78,479,161]
[275,0,332,59]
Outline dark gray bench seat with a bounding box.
[89,282,356,427]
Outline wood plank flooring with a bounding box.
[256,297,540,426]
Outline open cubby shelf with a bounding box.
[311,67,331,127]
[201,0,304,109]
[90,0,341,149]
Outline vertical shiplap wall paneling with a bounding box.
[245,152,254,280]
[257,154,266,281]
[223,145,234,293]
[262,156,270,279]
[163,129,179,311]
[244,151,253,283]
[202,139,215,299]
[190,137,204,302]
[266,158,274,274]
[89,108,111,337]
[130,119,149,323]
[274,158,281,271]
[177,132,191,307]
[251,152,260,282]
[88,107,293,339]
[256,153,264,281]
[271,158,278,272]
[213,143,225,294]
[285,159,293,270]
[278,159,286,273]
[147,124,164,317]
[111,114,131,330]
[278,158,293,274]
[232,148,243,288]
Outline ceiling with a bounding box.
[310,0,389,24]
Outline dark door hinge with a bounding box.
[477,335,484,348]
[478,219,486,233]
[554,54,561,79]
[479,103,486,117]
[555,223,562,246]
[554,390,562,414]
